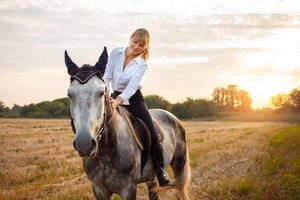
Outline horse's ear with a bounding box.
[95,46,108,76]
[65,50,79,75]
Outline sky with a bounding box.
[1,0,300,108]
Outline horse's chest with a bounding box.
[83,157,137,189]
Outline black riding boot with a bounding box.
[151,140,170,187]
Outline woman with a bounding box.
[103,28,170,187]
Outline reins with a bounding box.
[96,91,115,141]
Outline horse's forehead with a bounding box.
[69,76,105,94]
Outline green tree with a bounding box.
[226,85,239,110]
[144,95,171,110]
[289,87,300,112]
[19,98,70,118]
[212,85,252,112]
[0,101,5,112]
[237,90,252,111]
[212,87,227,111]
[0,101,10,117]
[170,97,217,119]
[21,103,35,117]
[270,93,291,112]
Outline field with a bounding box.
[0,118,299,200]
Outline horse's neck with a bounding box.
[84,111,138,175]
[98,109,136,156]
[97,110,122,157]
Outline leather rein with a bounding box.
[95,90,115,141]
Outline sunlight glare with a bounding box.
[234,74,296,109]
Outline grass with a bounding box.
[1,118,298,199]
[217,111,300,123]
[205,124,300,200]
[189,158,198,168]
[219,178,260,199]
[261,125,300,199]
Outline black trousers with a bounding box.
[111,90,159,144]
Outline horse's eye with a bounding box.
[67,93,72,99]
[99,91,104,97]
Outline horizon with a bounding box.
[1,0,300,109]
[0,89,282,110]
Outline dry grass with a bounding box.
[216,112,300,123]
[0,119,291,199]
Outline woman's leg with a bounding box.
[124,100,170,187]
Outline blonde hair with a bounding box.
[130,28,150,60]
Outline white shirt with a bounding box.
[103,47,148,105]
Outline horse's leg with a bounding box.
[119,184,137,200]
[92,185,112,200]
[146,180,161,200]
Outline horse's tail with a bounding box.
[176,120,191,200]
[167,119,191,200]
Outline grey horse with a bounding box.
[65,47,191,200]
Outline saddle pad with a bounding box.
[129,116,152,151]
[119,106,164,150]
[120,107,150,151]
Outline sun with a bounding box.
[237,75,295,109]
[235,28,300,109]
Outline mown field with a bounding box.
[0,118,299,200]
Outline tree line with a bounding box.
[0,84,255,119]
[145,95,217,119]
[0,96,217,119]
[0,98,70,118]
[2,84,298,119]
[270,86,300,113]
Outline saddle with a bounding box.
[119,106,164,152]
[119,107,165,172]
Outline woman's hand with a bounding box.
[110,96,123,108]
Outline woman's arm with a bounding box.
[103,48,117,94]
[118,64,148,103]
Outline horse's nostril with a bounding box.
[73,140,77,150]
[91,139,96,150]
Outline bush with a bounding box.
[170,97,217,119]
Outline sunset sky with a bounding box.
[1,0,300,108]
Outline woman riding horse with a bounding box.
[103,28,170,187]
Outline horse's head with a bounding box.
[65,47,111,157]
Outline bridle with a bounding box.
[95,89,115,141]
[70,76,115,143]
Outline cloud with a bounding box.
[1,0,300,14]
[1,1,300,107]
